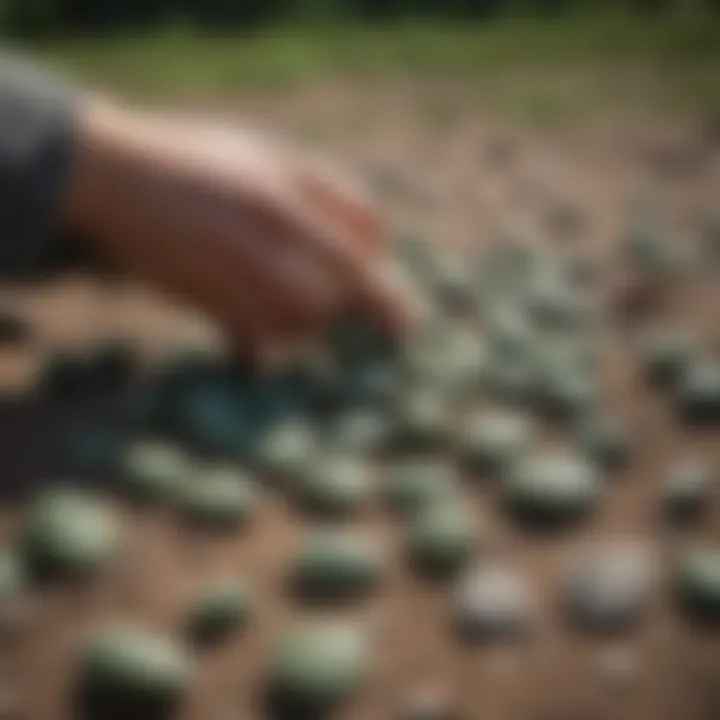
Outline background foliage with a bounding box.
[1,0,718,36]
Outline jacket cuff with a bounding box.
[0,54,78,278]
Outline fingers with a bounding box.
[292,154,385,257]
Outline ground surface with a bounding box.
[0,80,719,720]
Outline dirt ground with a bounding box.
[0,80,718,720]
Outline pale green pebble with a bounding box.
[504,452,600,524]
[270,623,369,708]
[255,421,316,479]
[383,459,458,515]
[81,626,193,706]
[458,410,533,476]
[295,455,372,517]
[122,441,191,502]
[407,501,479,578]
[22,489,120,580]
[291,531,384,600]
[675,545,720,621]
[177,466,258,531]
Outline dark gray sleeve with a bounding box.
[0,53,77,278]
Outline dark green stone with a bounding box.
[270,623,368,709]
[186,580,253,644]
[22,489,119,580]
[291,531,384,601]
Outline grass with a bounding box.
[25,16,720,117]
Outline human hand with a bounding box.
[60,98,413,352]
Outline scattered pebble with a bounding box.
[407,501,479,579]
[121,441,191,503]
[79,625,193,712]
[294,455,372,517]
[662,459,715,522]
[458,410,533,477]
[504,452,600,526]
[22,489,120,581]
[383,459,458,516]
[674,543,720,622]
[564,542,656,633]
[185,580,253,646]
[177,466,258,532]
[453,562,534,641]
[269,622,368,709]
[290,530,384,601]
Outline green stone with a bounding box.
[177,466,257,531]
[22,489,119,580]
[429,259,477,312]
[675,358,720,423]
[270,623,368,708]
[0,551,25,602]
[407,501,478,578]
[383,459,458,515]
[504,453,600,525]
[390,388,451,450]
[186,580,253,644]
[577,414,634,472]
[255,421,316,480]
[536,367,598,420]
[291,531,384,600]
[295,456,371,517]
[483,354,537,404]
[675,545,720,622]
[326,410,388,454]
[458,411,532,477]
[623,220,687,278]
[524,274,593,331]
[121,441,191,503]
[81,627,192,710]
[641,328,694,386]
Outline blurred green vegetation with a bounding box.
[1,2,718,116]
[1,1,718,36]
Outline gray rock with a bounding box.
[454,563,534,641]
[564,542,656,634]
